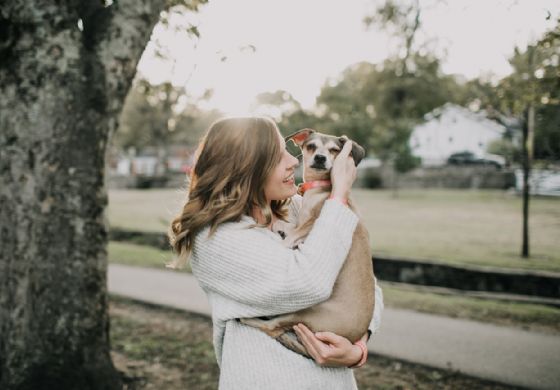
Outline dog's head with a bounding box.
[286,128,365,181]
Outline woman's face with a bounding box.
[264,130,299,202]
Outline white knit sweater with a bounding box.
[191,197,384,389]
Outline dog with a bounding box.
[239,128,376,359]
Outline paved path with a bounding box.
[108,264,560,390]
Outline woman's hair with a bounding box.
[168,116,290,268]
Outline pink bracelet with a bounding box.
[349,339,368,368]
[328,194,348,205]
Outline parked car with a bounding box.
[447,151,504,168]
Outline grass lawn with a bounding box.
[382,284,560,335]
[110,297,517,390]
[352,188,560,272]
[108,241,560,335]
[108,188,560,272]
[108,241,191,272]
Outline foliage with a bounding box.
[114,79,222,152]
[252,90,302,120]
[115,80,178,151]
[457,17,560,161]
[315,54,461,163]
[364,0,423,68]
[486,138,520,166]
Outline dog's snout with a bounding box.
[314,154,327,164]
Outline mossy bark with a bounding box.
[0,1,165,388]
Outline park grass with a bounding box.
[109,241,171,268]
[382,284,560,335]
[107,241,560,335]
[353,188,560,273]
[109,297,516,390]
[107,188,560,272]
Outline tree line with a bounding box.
[115,16,560,168]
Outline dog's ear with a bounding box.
[285,128,315,147]
[338,136,365,166]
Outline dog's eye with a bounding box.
[306,144,316,152]
[329,148,340,154]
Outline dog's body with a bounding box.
[240,129,375,358]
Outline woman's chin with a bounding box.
[272,187,298,201]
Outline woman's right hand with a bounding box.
[293,323,365,368]
[330,139,357,201]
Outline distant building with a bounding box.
[107,145,194,177]
[409,103,508,166]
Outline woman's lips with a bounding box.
[283,173,295,184]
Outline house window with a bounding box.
[449,137,453,143]
[478,142,483,147]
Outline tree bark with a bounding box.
[0,1,167,388]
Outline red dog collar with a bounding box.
[297,180,332,195]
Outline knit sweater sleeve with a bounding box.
[367,277,384,340]
[190,199,358,318]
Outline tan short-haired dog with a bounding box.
[240,128,375,359]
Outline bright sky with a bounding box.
[137,0,559,115]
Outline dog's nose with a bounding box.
[314,154,326,164]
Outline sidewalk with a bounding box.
[108,264,560,390]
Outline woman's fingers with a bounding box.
[297,324,330,364]
[337,137,353,159]
[293,324,325,362]
[293,324,319,359]
[331,140,358,199]
[315,331,343,345]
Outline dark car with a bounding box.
[447,151,503,168]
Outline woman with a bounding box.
[169,117,383,389]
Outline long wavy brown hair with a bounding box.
[168,117,290,268]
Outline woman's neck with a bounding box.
[251,205,276,229]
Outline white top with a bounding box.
[191,197,384,389]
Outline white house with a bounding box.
[409,103,507,166]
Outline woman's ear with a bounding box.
[285,128,315,147]
[338,136,365,166]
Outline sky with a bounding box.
[137,0,559,115]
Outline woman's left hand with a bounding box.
[293,323,366,368]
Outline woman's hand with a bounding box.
[330,139,357,201]
[293,323,367,368]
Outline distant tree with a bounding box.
[457,18,560,163]
[171,103,223,146]
[486,138,520,167]
[252,90,302,120]
[458,15,560,259]
[364,0,423,73]
[364,0,472,194]
[315,55,456,165]
[0,1,206,388]
[116,79,181,151]
[277,109,326,137]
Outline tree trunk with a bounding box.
[0,1,165,388]
[521,105,534,258]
